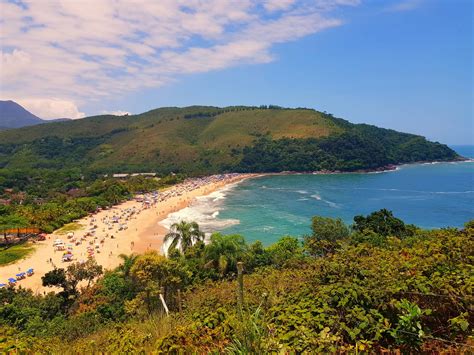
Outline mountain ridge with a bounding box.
[0,100,44,128]
[0,100,71,129]
[0,105,461,175]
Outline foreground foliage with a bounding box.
[0,212,472,353]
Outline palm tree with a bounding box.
[164,221,204,255]
[118,253,138,277]
[204,233,248,276]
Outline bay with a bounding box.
[162,145,474,245]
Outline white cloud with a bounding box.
[385,0,423,12]
[264,0,296,12]
[0,0,360,114]
[101,110,131,116]
[13,98,86,119]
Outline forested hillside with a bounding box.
[0,106,460,176]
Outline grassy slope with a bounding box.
[94,108,340,169]
[0,107,340,172]
[0,243,34,266]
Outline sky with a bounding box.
[0,0,472,144]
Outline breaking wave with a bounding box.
[159,184,240,234]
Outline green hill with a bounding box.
[0,106,460,175]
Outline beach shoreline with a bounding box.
[243,157,472,178]
[0,173,259,293]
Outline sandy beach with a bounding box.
[0,173,257,293]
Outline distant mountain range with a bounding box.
[0,100,70,129]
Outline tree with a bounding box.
[67,259,103,288]
[118,254,138,277]
[204,233,248,276]
[127,251,191,315]
[164,221,204,255]
[266,236,303,268]
[246,241,271,270]
[42,260,103,298]
[102,184,126,205]
[353,209,408,237]
[463,219,474,231]
[42,268,68,290]
[304,216,349,256]
[0,214,28,242]
[311,216,349,242]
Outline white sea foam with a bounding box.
[367,167,400,174]
[311,193,339,208]
[323,200,340,208]
[160,183,241,235]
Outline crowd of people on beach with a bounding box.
[88,174,246,254]
[155,174,243,202]
[0,173,248,289]
[79,174,245,258]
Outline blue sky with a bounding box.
[1,0,472,144]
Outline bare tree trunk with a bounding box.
[177,289,183,313]
[237,262,244,316]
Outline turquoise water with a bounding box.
[163,146,474,245]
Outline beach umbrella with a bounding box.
[8,278,16,283]
[0,283,6,288]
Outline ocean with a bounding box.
[161,145,474,245]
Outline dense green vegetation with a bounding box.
[0,174,183,234]
[0,211,472,353]
[0,106,460,177]
[238,125,459,172]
